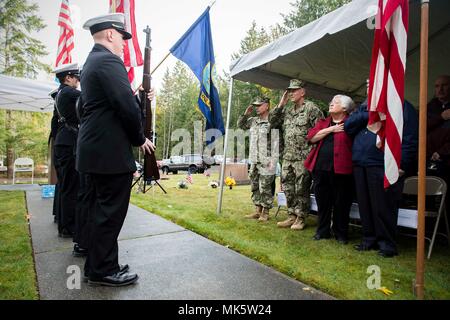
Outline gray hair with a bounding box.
[334,94,355,113]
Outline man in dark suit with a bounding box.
[77,13,154,287]
[427,75,450,217]
[52,63,81,241]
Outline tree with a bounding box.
[279,0,351,34]
[229,21,283,130]
[156,62,202,159]
[0,0,50,77]
[0,0,50,178]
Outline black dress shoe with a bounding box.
[84,264,129,282]
[378,250,398,258]
[313,233,331,241]
[88,271,138,287]
[72,244,88,257]
[354,243,378,251]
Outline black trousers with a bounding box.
[73,172,93,249]
[313,170,354,240]
[52,146,60,220]
[84,172,133,279]
[52,182,60,219]
[54,145,79,234]
[353,166,405,253]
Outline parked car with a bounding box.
[160,154,210,175]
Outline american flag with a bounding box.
[109,0,143,85]
[186,173,193,184]
[367,0,408,188]
[55,0,74,67]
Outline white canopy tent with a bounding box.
[0,74,58,113]
[229,0,450,106]
[218,0,449,298]
[219,0,450,214]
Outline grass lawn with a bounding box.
[131,172,450,300]
[0,191,38,300]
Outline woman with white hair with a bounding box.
[304,95,355,244]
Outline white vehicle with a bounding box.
[213,155,224,165]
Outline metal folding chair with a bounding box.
[403,176,450,259]
[12,157,34,184]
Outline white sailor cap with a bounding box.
[53,62,80,78]
[83,13,132,40]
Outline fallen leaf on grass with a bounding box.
[167,205,173,208]
[26,213,31,220]
[377,286,393,296]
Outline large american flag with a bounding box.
[55,0,74,67]
[109,0,143,85]
[367,0,409,188]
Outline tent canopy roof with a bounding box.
[0,74,58,113]
[230,0,450,106]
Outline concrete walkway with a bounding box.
[26,189,333,300]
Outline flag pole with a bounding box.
[415,0,429,300]
[217,77,233,215]
[151,52,171,75]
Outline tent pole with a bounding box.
[416,0,429,300]
[217,77,234,215]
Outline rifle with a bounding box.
[132,26,166,194]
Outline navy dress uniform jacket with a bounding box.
[54,84,81,147]
[76,43,145,174]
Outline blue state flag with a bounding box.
[170,7,225,139]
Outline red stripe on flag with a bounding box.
[127,67,135,84]
[55,0,74,67]
[128,0,143,66]
[110,0,143,78]
[367,0,408,188]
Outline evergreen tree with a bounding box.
[0,0,51,178]
[0,0,50,77]
[279,0,351,34]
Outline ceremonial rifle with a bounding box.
[132,26,166,194]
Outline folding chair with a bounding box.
[403,176,450,259]
[12,157,34,184]
[0,159,7,173]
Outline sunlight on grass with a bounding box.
[131,172,450,300]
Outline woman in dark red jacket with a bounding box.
[304,95,355,244]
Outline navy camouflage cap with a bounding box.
[286,79,306,90]
[251,96,270,106]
